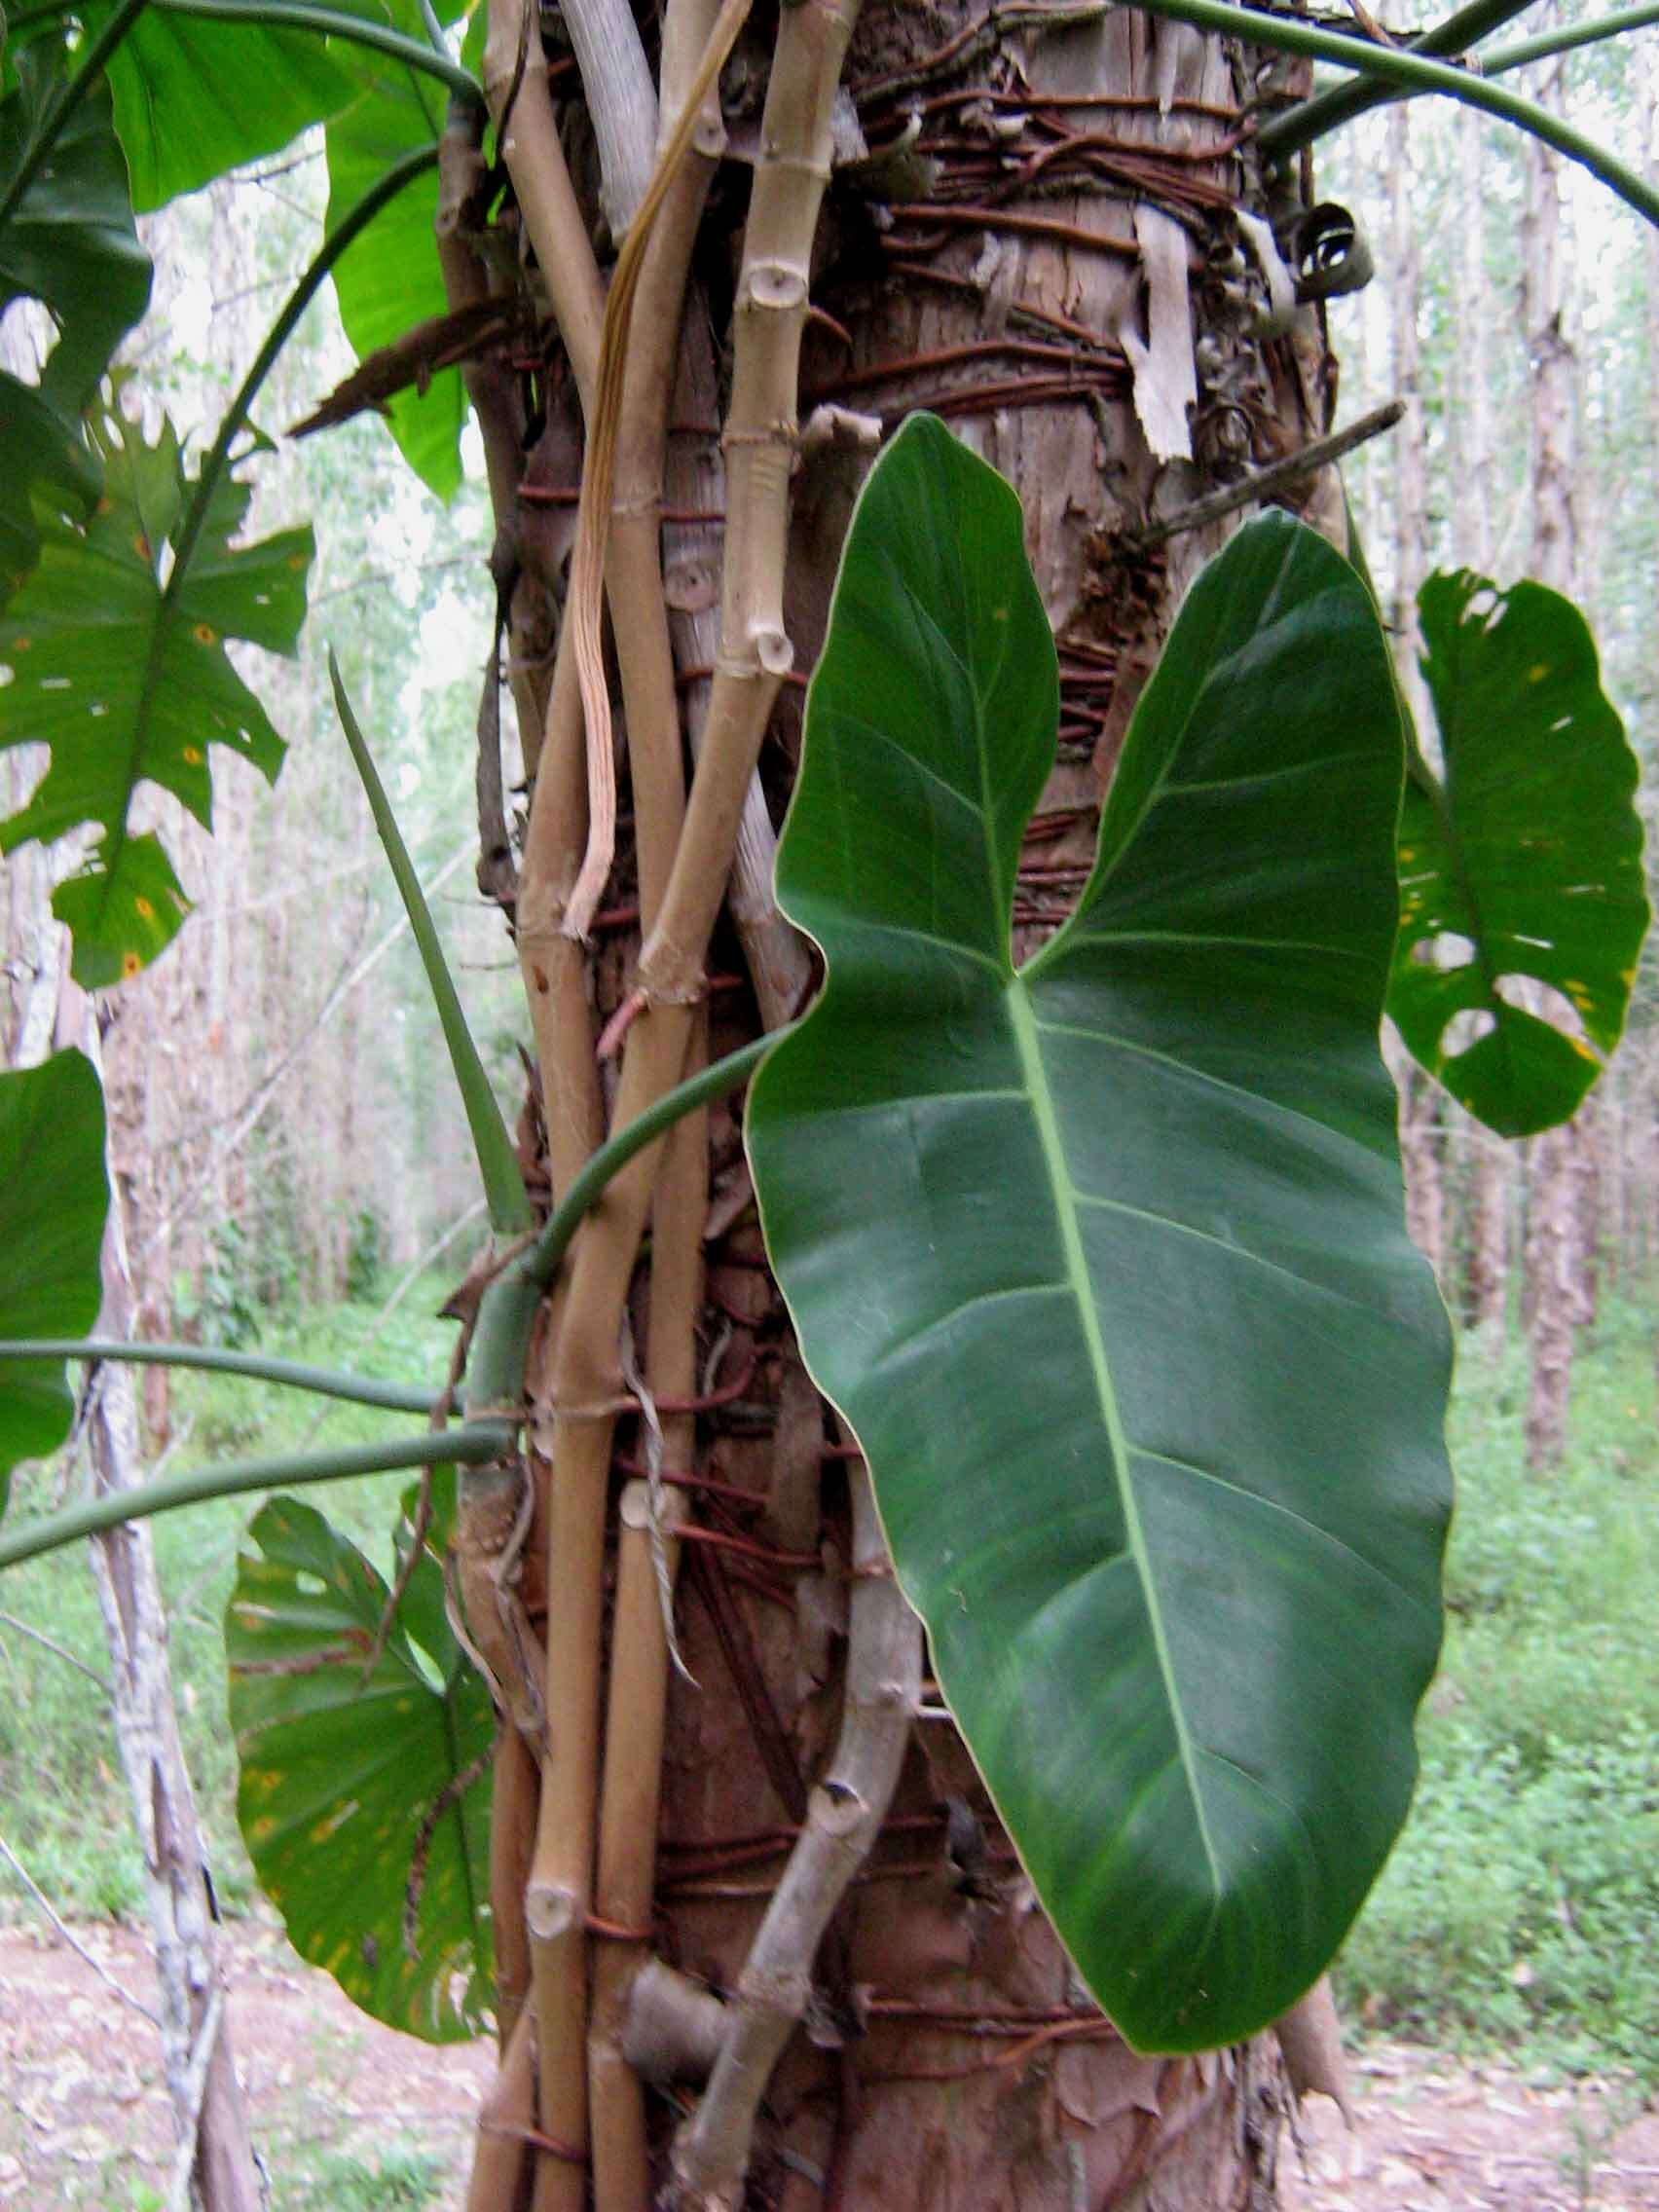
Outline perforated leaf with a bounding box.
[0,410,313,984]
[0,1051,108,1517]
[1388,571,1648,1137]
[227,1491,492,2041]
[747,417,1453,2053]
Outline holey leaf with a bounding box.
[1388,571,1647,1138]
[747,416,1453,2055]
[227,1493,493,2042]
[0,1051,108,1517]
[0,409,313,985]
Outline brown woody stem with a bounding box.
[667,1460,920,2208]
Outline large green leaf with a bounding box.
[227,1491,493,2041]
[0,1051,109,1517]
[747,416,1453,2055]
[0,371,100,610]
[0,38,153,411]
[77,0,358,210]
[0,409,313,984]
[323,0,469,500]
[0,35,151,608]
[1388,571,1647,1138]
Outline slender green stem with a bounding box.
[1485,3,1659,75]
[528,1028,787,1293]
[418,0,450,59]
[465,1026,793,1417]
[0,1424,514,1572]
[0,1339,438,1414]
[329,655,533,1237]
[164,142,439,605]
[0,0,150,232]
[1256,0,1533,157]
[1122,0,1659,228]
[11,0,481,101]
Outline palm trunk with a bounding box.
[453,3,1360,2198]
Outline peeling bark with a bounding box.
[451,0,1352,2196]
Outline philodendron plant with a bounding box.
[4,0,1656,2182]
[4,415,1461,2056]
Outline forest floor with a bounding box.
[3,1919,1657,2212]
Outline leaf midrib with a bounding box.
[1005,976,1223,1905]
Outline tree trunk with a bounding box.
[455,2,1360,2198]
[56,991,262,2212]
[1520,24,1582,1470]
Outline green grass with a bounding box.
[1338,1292,1659,2082]
[3,1280,1658,2091]
[0,1286,461,1922]
[269,2139,449,2210]
[53,2136,449,2211]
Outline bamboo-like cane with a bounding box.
[521,1,862,2197]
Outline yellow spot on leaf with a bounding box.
[183,744,203,765]
[11,637,28,652]
[121,950,142,979]
[134,533,151,561]
[193,622,218,645]
[134,895,155,921]
[287,551,307,571]
[95,497,114,517]
[1527,663,1549,683]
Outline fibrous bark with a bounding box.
[445,0,1366,2198]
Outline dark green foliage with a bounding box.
[345,1209,388,1303]
[748,416,1454,2053]
[1390,571,1648,1136]
[0,1051,109,1515]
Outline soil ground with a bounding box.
[2,1920,1657,2209]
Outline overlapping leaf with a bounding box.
[323,0,470,499]
[0,39,153,407]
[0,37,151,606]
[227,1491,493,2041]
[74,0,359,210]
[0,373,99,611]
[0,410,313,984]
[748,416,1453,2053]
[0,1051,109,1517]
[1388,571,1647,1137]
